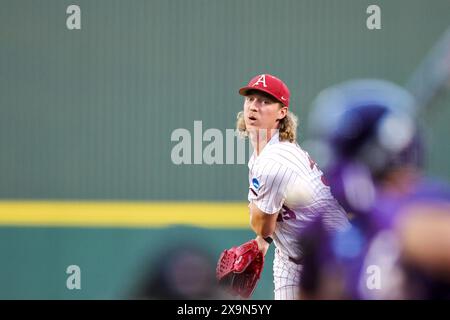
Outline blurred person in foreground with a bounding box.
[299,79,450,299]
[131,245,226,299]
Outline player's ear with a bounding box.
[277,105,288,121]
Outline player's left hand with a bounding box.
[216,240,264,298]
[255,235,271,256]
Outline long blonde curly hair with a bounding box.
[236,109,298,142]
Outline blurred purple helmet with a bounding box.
[306,79,422,214]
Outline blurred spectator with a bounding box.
[130,245,227,299]
[299,79,450,299]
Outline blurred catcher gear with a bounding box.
[216,239,264,298]
[308,79,422,175]
[307,79,422,215]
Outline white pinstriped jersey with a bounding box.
[248,133,350,261]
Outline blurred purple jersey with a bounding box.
[300,177,450,299]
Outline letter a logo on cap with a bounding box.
[253,74,267,88]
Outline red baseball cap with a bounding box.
[239,74,290,108]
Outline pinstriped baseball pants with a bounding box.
[273,247,303,300]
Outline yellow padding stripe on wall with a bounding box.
[0,201,249,228]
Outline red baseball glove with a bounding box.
[216,239,264,299]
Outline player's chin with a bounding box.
[245,122,258,131]
[245,126,261,137]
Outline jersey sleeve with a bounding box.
[249,160,292,214]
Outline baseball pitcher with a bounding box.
[217,74,350,300]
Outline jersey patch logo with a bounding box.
[252,178,260,190]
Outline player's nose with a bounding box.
[248,101,259,112]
